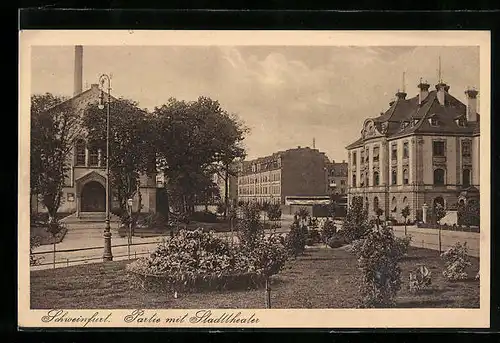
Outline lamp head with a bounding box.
[98,89,105,109]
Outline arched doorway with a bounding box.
[81,181,106,212]
[433,196,445,209]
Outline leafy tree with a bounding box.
[30,93,80,222]
[295,207,310,226]
[401,205,411,236]
[357,226,402,308]
[153,96,247,215]
[83,97,156,224]
[457,200,480,227]
[236,202,264,250]
[342,197,372,242]
[433,203,447,253]
[375,208,384,229]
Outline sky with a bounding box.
[31,45,479,161]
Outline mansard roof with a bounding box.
[346,88,480,150]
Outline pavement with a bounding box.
[31,214,320,271]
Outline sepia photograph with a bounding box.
[18,30,490,328]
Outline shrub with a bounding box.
[236,202,264,250]
[457,201,480,227]
[191,210,218,223]
[216,202,226,216]
[394,235,412,259]
[357,226,402,308]
[321,219,337,243]
[266,204,282,221]
[295,208,310,225]
[126,229,287,293]
[326,234,347,249]
[136,212,168,230]
[284,221,307,257]
[408,265,432,293]
[441,242,471,281]
[30,235,42,266]
[345,238,365,256]
[306,228,321,246]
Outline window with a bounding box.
[391,196,397,212]
[391,145,397,160]
[403,169,409,185]
[391,169,397,185]
[463,169,471,186]
[430,116,439,126]
[373,146,380,162]
[352,152,357,166]
[365,148,369,163]
[75,139,86,166]
[462,140,471,157]
[433,141,445,157]
[352,174,356,186]
[340,179,346,185]
[360,150,365,163]
[373,171,380,186]
[373,197,379,211]
[434,168,445,185]
[458,117,467,127]
[403,142,409,158]
[402,196,408,206]
[360,173,365,187]
[88,147,99,166]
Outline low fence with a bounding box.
[31,241,161,269]
[392,226,480,257]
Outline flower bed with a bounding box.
[126,229,287,293]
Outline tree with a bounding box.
[342,197,372,242]
[153,96,247,215]
[83,98,156,224]
[30,93,80,222]
[375,208,384,229]
[433,203,447,254]
[401,205,411,236]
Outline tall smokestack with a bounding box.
[74,45,83,96]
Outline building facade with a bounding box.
[325,160,348,195]
[32,46,158,220]
[346,80,480,223]
[237,146,329,205]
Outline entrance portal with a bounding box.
[81,181,106,212]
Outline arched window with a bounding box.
[391,169,397,185]
[463,169,471,186]
[352,174,357,187]
[391,196,397,212]
[373,196,379,211]
[373,171,380,186]
[434,168,445,185]
[75,139,86,166]
[402,196,408,206]
[403,169,409,184]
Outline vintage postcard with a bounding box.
[18,30,491,329]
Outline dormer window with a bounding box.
[429,116,439,126]
[457,116,467,127]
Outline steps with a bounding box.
[60,212,121,224]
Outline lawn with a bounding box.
[30,246,480,309]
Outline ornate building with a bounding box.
[32,46,158,222]
[346,78,480,222]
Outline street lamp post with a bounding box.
[99,74,113,261]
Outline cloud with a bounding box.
[31,45,479,161]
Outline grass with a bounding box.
[30,246,479,309]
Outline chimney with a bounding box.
[417,79,430,105]
[74,45,83,96]
[435,82,449,106]
[465,88,479,121]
